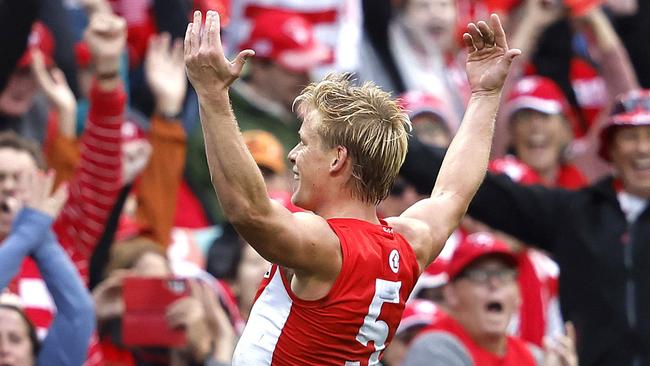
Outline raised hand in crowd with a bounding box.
[0,169,67,288]
[166,280,213,362]
[23,169,68,218]
[145,32,187,118]
[31,50,77,139]
[543,322,578,366]
[122,138,152,184]
[92,268,129,322]
[509,0,564,63]
[84,12,126,90]
[194,280,236,364]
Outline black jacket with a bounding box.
[401,142,650,366]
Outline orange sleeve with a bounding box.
[135,115,187,247]
[44,115,81,188]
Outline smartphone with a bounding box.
[122,277,190,347]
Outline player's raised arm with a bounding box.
[399,14,521,267]
[184,11,338,276]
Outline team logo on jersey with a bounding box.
[263,266,272,279]
[389,249,400,273]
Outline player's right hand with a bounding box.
[184,11,255,96]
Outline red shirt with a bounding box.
[232,218,420,365]
[423,312,537,366]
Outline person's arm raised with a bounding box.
[395,15,520,268]
[184,11,339,278]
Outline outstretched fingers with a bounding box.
[231,49,256,76]
[463,33,475,53]
[467,23,484,50]
[477,21,495,47]
[490,13,508,49]
[184,23,192,58]
[190,11,202,54]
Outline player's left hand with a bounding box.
[184,10,255,96]
[464,14,521,96]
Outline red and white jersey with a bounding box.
[233,218,420,365]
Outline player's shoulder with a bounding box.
[291,210,340,246]
[384,216,432,271]
[384,217,432,249]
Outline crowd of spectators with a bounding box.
[0,0,649,365]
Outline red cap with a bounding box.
[398,91,452,130]
[446,232,517,280]
[17,22,55,69]
[505,76,572,120]
[240,10,330,73]
[564,0,603,17]
[396,299,440,335]
[418,258,449,289]
[599,89,650,161]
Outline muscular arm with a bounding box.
[187,11,339,277]
[396,15,520,268]
[196,93,337,275]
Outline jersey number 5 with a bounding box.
[345,279,402,365]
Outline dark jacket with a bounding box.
[401,142,650,366]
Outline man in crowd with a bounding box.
[402,89,650,366]
[185,9,520,364]
[403,232,577,366]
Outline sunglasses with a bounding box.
[611,93,650,116]
[456,267,518,285]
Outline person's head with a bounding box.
[0,23,54,117]
[242,10,330,111]
[0,303,39,366]
[444,232,519,341]
[106,237,171,278]
[0,132,45,239]
[505,76,574,178]
[399,91,453,148]
[599,90,650,198]
[398,0,458,52]
[243,130,289,191]
[289,73,411,211]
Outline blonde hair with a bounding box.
[294,73,411,205]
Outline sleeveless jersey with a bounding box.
[232,218,420,365]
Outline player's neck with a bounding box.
[316,200,379,225]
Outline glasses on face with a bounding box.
[457,267,518,285]
[611,94,650,116]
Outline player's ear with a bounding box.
[330,146,348,174]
